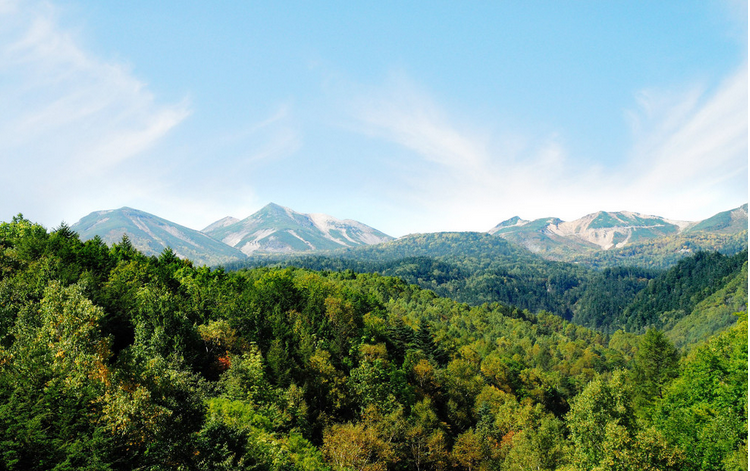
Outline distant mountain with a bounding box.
[71,207,247,266]
[69,203,747,270]
[685,203,748,234]
[568,230,749,270]
[490,211,688,252]
[201,216,240,233]
[489,215,600,258]
[203,203,393,255]
[489,205,748,266]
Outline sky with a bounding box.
[0,0,747,237]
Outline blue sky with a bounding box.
[0,0,747,236]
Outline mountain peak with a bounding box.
[204,204,393,255]
[71,207,246,266]
[488,206,747,257]
[686,203,749,234]
[491,216,528,230]
[489,216,561,236]
[260,202,289,213]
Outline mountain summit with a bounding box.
[71,207,247,266]
[203,203,393,255]
[489,205,748,260]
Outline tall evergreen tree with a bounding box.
[633,329,679,406]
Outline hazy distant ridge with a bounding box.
[489,204,748,260]
[70,203,747,267]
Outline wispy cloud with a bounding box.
[227,102,302,166]
[620,66,747,217]
[112,101,306,231]
[0,1,190,225]
[342,73,590,231]
[343,68,747,233]
[351,74,490,174]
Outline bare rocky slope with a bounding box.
[203,203,393,255]
[489,204,748,262]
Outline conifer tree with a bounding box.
[633,329,679,406]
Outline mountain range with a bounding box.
[70,207,246,266]
[489,204,748,264]
[70,203,748,267]
[71,203,393,266]
[202,203,393,256]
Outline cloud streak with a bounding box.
[344,68,747,232]
[352,75,490,174]
[0,1,190,225]
[342,74,588,231]
[621,66,747,217]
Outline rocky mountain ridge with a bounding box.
[203,203,393,255]
[70,207,247,266]
[489,204,748,260]
[71,203,394,264]
[69,203,747,267]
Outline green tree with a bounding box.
[651,315,748,471]
[0,281,114,469]
[565,370,687,471]
[633,329,679,407]
[406,398,449,471]
[565,371,635,470]
[322,421,395,471]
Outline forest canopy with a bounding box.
[0,215,746,470]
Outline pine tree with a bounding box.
[633,329,679,406]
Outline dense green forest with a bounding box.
[0,216,746,470]
[228,233,747,344]
[225,233,652,321]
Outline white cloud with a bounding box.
[620,66,748,218]
[351,74,490,174]
[344,68,747,233]
[343,74,593,232]
[228,103,302,166]
[0,2,190,226]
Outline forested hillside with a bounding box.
[568,230,748,269]
[615,251,747,332]
[226,232,634,320]
[0,215,746,470]
[665,262,748,350]
[230,233,747,347]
